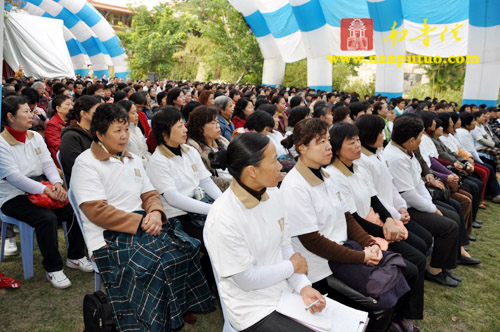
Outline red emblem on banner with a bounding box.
[341,18,373,51]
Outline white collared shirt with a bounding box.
[205,183,292,331]
[70,149,154,253]
[280,162,350,283]
[454,128,481,161]
[146,144,211,218]
[0,130,59,207]
[419,134,439,168]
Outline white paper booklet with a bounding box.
[276,291,369,332]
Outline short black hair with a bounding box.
[68,95,100,122]
[349,102,367,118]
[329,122,359,161]
[258,104,277,117]
[313,101,329,118]
[419,111,436,130]
[391,115,424,145]
[288,106,310,128]
[459,112,474,127]
[151,106,183,146]
[129,92,147,105]
[355,114,385,146]
[244,110,275,133]
[90,103,129,142]
[1,96,28,128]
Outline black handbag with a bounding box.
[187,195,214,228]
[427,185,451,203]
[83,291,117,332]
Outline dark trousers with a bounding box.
[461,176,482,222]
[408,208,459,270]
[354,217,426,320]
[477,161,500,196]
[435,200,469,248]
[177,214,216,288]
[242,311,314,332]
[1,195,85,272]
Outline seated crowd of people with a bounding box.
[2,73,500,332]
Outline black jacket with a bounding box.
[59,123,92,185]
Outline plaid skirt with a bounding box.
[93,217,215,332]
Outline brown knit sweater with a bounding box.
[298,212,372,264]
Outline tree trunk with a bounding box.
[236,70,246,84]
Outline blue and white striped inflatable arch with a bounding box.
[19,0,130,80]
[229,0,500,106]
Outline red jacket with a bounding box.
[232,116,246,130]
[45,113,67,168]
[138,111,152,138]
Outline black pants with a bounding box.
[1,195,85,272]
[435,200,469,248]
[242,311,314,332]
[408,208,459,270]
[354,217,426,320]
[176,214,215,288]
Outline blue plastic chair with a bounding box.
[203,228,239,332]
[68,189,101,292]
[0,211,35,279]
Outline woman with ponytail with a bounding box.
[205,132,326,332]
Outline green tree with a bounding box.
[117,4,189,80]
[422,61,465,98]
[180,0,263,84]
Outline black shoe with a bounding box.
[425,270,459,287]
[472,221,482,229]
[475,219,483,225]
[468,235,476,241]
[458,256,481,265]
[443,268,462,282]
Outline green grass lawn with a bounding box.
[0,202,499,332]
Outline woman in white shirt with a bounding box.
[146,106,222,286]
[118,100,151,167]
[280,119,412,331]
[205,132,325,332]
[0,96,90,290]
[325,121,426,326]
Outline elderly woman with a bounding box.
[215,95,235,141]
[59,95,100,184]
[45,94,73,167]
[71,104,214,330]
[186,105,232,192]
[0,96,89,289]
[205,133,326,332]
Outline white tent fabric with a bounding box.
[3,12,74,79]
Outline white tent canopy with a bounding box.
[3,12,75,79]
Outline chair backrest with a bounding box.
[56,151,68,188]
[68,189,89,250]
[202,227,238,332]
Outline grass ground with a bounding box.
[0,203,499,332]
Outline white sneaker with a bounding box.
[46,270,72,289]
[66,257,94,273]
[3,237,18,256]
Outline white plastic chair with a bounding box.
[203,227,239,332]
[68,189,102,292]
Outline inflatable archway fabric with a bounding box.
[231,0,500,106]
[4,12,75,79]
[18,0,129,79]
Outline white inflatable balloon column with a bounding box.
[462,1,500,107]
[20,0,130,79]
